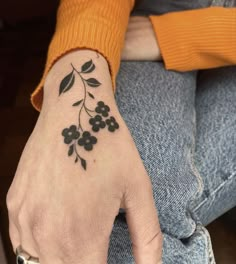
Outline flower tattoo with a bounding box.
[95,101,110,117]
[106,116,119,132]
[58,59,119,170]
[89,115,106,132]
[62,125,80,144]
[78,131,97,151]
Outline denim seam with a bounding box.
[192,171,236,213]
[189,108,204,199]
[186,107,216,264]
[198,225,216,264]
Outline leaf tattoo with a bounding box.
[81,59,95,73]
[72,99,83,107]
[85,78,101,87]
[88,92,94,99]
[59,71,75,95]
[59,59,119,170]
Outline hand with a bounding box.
[121,16,162,61]
[6,50,163,263]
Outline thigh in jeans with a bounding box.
[191,66,236,225]
[108,61,214,264]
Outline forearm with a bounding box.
[122,16,162,61]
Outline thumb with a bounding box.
[124,169,163,264]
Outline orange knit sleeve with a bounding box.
[31,0,135,111]
[149,7,236,71]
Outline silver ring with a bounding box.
[16,246,40,264]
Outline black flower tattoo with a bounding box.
[95,101,110,117]
[78,131,97,151]
[89,115,106,132]
[59,59,119,170]
[106,116,119,132]
[62,125,80,144]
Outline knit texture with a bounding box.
[31,2,236,111]
[149,7,236,71]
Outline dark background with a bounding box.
[0,1,235,263]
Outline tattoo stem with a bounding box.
[73,142,82,161]
[84,106,95,113]
[70,63,95,130]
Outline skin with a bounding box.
[7,18,162,264]
[122,16,162,61]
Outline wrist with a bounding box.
[42,49,116,113]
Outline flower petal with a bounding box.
[92,126,99,132]
[103,112,108,117]
[85,144,93,151]
[74,131,80,139]
[78,138,84,146]
[90,136,97,144]
[108,126,115,132]
[70,125,77,131]
[89,118,95,125]
[83,131,90,137]
[64,137,72,144]
[62,128,69,136]
[95,107,101,113]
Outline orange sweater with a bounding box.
[31,0,236,111]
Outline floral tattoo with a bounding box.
[59,59,119,170]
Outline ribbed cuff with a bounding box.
[31,0,134,111]
[149,7,236,72]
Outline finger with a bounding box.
[20,230,39,259]
[124,168,163,264]
[8,221,20,254]
[17,212,39,258]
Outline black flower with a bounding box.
[105,116,119,132]
[78,131,97,151]
[95,101,110,117]
[89,115,106,132]
[62,125,80,144]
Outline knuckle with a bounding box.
[30,209,66,247]
[6,190,16,212]
[31,211,49,243]
[140,220,162,246]
[17,207,28,227]
[147,225,163,250]
[31,222,45,244]
[8,222,20,246]
[57,218,86,254]
[6,190,22,222]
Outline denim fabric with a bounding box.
[211,0,236,6]
[132,0,212,15]
[191,67,236,226]
[107,62,236,263]
[131,0,236,15]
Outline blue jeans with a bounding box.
[131,0,236,16]
[107,62,236,263]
